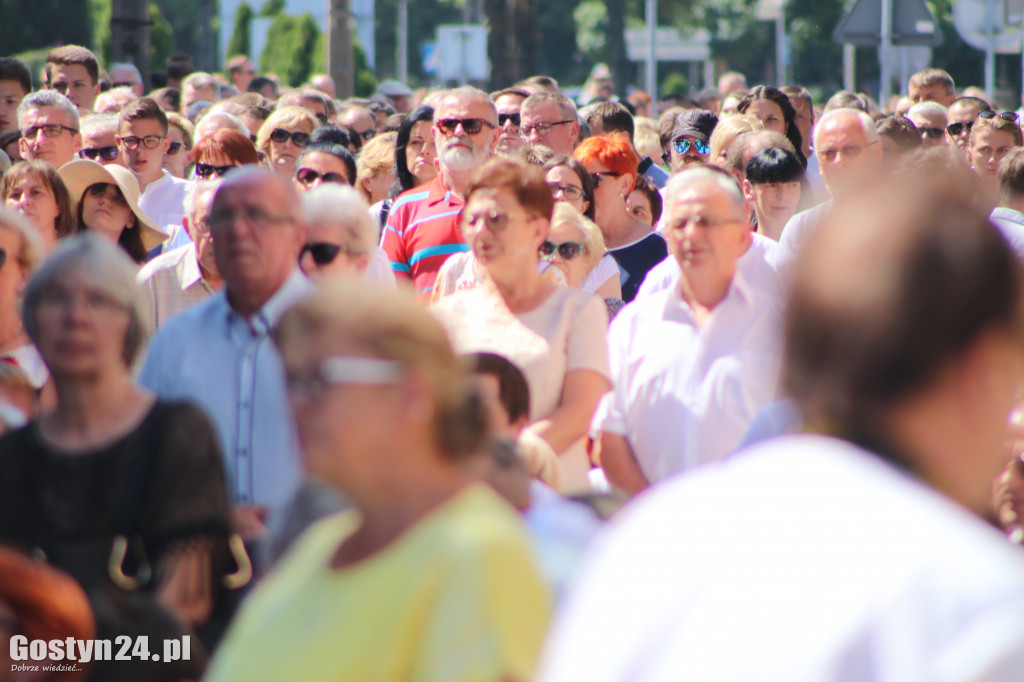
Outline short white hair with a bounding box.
[194,112,247,145]
[183,180,220,220]
[550,203,605,273]
[109,63,142,84]
[907,101,948,119]
[301,185,376,256]
[813,108,878,149]
[18,90,79,130]
[80,113,118,137]
[665,166,745,211]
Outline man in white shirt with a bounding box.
[137,180,223,330]
[139,167,312,538]
[117,97,191,251]
[594,167,783,494]
[538,174,1024,682]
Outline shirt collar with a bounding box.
[143,169,172,195]
[427,174,460,206]
[179,246,204,290]
[666,268,753,320]
[224,269,314,334]
[991,206,1024,225]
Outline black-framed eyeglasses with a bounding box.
[498,112,521,128]
[547,182,584,201]
[195,162,235,179]
[920,127,945,140]
[673,138,710,156]
[979,110,1019,123]
[21,124,77,140]
[540,240,584,261]
[300,242,356,266]
[269,128,311,147]
[119,134,163,150]
[521,120,574,136]
[591,171,621,187]
[166,141,189,155]
[436,118,497,136]
[946,120,974,137]
[79,146,119,162]
[296,167,348,186]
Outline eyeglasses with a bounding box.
[591,171,621,187]
[673,138,710,156]
[296,167,347,186]
[520,120,574,136]
[166,141,189,155]
[978,110,1019,123]
[358,128,376,141]
[21,124,77,140]
[462,208,535,233]
[286,357,404,399]
[300,242,359,266]
[498,112,521,128]
[669,214,745,232]
[547,182,584,201]
[209,204,292,230]
[436,118,497,136]
[269,128,311,147]
[119,135,164,150]
[79,146,119,162]
[920,127,945,140]
[195,162,235,179]
[817,140,878,163]
[540,240,584,261]
[946,120,974,137]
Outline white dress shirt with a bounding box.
[773,198,833,273]
[138,270,313,508]
[139,170,190,240]
[989,206,1024,262]
[635,232,784,302]
[594,271,782,483]
[537,434,1024,682]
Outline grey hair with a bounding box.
[0,205,44,273]
[194,111,247,144]
[550,202,605,273]
[23,233,151,367]
[440,86,497,123]
[301,184,375,256]
[907,101,948,119]
[109,63,142,84]
[813,108,879,148]
[183,179,220,220]
[666,166,746,210]
[522,90,579,121]
[80,112,118,137]
[18,90,79,130]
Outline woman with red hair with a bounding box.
[190,129,260,181]
[574,136,667,301]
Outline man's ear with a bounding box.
[742,178,754,201]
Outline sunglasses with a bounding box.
[296,167,347,186]
[540,240,584,261]
[166,141,189,155]
[195,162,235,179]
[946,120,974,136]
[920,127,945,139]
[300,242,353,266]
[120,135,163,150]
[978,110,1019,123]
[269,128,311,147]
[591,171,621,187]
[79,146,119,162]
[436,118,496,136]
[498,112,521,128]
[673,138,710,156]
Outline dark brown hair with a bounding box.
[1,160,77,239]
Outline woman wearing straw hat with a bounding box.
[58,159,167,263]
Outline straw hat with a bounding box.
[58,160,168,251]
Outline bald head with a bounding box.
[813,109,882,199]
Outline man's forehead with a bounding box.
[668,181,733,212]
[21,107,70,125]
[949,103,981,121]
[522,101,560,119]
[438,95,490,117]
[817,118,869,145]
[494,95,524,112]
[51,64,91,82]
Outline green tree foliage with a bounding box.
[259,0,285,17]
[228,2,254,59]
[91,0,113,65]
[0,0,93,55]
[150,3,175,69]
[373,0,463,85]
[260,12,319,88]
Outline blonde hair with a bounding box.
[550,202,605,274]
[0,205,44,273]
[634,117,662,165]
[166,112,195,150]
[709,113,763,165]
[255,105,318,156]
[355,131,397,203]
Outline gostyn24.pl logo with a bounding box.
[10,635,192,667]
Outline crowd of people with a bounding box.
[0,42,1022,681]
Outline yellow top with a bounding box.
[204,484,551,682]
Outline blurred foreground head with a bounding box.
[784,172,1024,514]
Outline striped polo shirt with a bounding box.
[382,176,468,297]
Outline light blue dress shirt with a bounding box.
[139,269,313,508]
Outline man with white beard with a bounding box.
[382,86,499,298]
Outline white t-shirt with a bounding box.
[581,254,619,295]
[537,433,1024,682]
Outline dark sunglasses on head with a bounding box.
[920,127,945,139]
[79,146,119,162]
[978,110,1019,123]
[296,167,348,186]
[498,112,521,128]
[540,240,584,261]
[673,138,710,156]
[195,162,235,179]
[946,120,974,136]
[166,141,189,155]
[269,128,311,147]
[436,118,496,136]
[300,242,349,266]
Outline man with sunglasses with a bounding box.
[945,96,990,161]
[337,105,377,143]
[492,87,529,156]
[906,101,948,149]
[78,113,125,167]
[118,97,191,252]
[17,90,82,168]
[382,86,499,298]
[666,109,717,172]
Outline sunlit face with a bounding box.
[81,183,135,242]
[669,135,708,171]
[545,165,590,217]
[626,189,654,226]
[460,187,544,273]
[186,188,219,280]
[405,120,437,186]
[909,82,953,106]
[18,106,82,168]
[0,227,28,322]
[433,95,498,173]
[118,118,169,182]
[268,120,315,177]
[790,98,813,154]
[544,220,590,288]
[746,99,786,134]
[908,110,947,149]
[293,151,352,194]
[582,159,632,228]
[49,63,99,111]
[815,114,883,197]
[4,174,60,243]
[946,102,983,157]
[0,79,26,135]
[664,180,750,291]
[81,127,124,167]
[970,127,1018,180]
[746,181,801,240]
[298,219,367,281]
[494,94,526,154]
[520,100,578,155]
